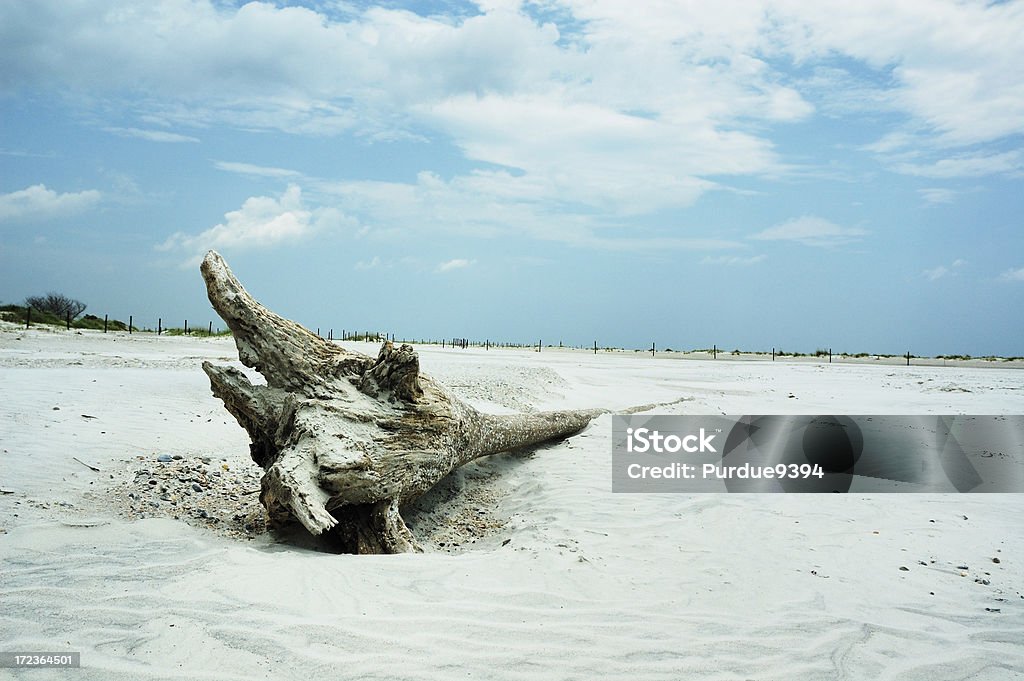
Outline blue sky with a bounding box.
[1,0,1022,356]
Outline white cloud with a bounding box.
[861,132,917,155]
[701,254,767,266]
[0,0,797,215]
[751,216,867,247]
[581,236,744,252]
[436,258,473,272]
[316,172,743,252]
[924,259,966,281]
[2,2,1016,152]
[158,185,343,266]
[0,184,101,221]
[2,0,1022,224]
[104,127,199,143]
[919,188,957,205]
[354,256,381,271]
[766,1,1024,148]
[214,161,302,178]
[0,149,56,158]
[1000,267,1024,282]
[897,150,1024,179]
[421,94,765,214]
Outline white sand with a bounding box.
[1,326,1023,680]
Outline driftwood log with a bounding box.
[200,251,602,553]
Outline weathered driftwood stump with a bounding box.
[200,251,602,553]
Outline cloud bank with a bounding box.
[158,185,345,266]
[0,184,101,221]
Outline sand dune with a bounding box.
[1,327,1022,680]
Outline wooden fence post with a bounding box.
[104,314,108,333]
[129,315,133,334]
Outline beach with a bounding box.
[1,325,1022,680]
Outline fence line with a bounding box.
[12,307,950,365]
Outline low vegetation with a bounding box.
[1,304,131,331]
[23,292,86,320]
